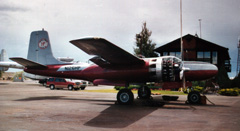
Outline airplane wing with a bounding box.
[10,57,47,69]
[70,38,145,67]
[0,61,24,69]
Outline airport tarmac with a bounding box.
[0,81,240,131]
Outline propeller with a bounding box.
[179,66,190,80]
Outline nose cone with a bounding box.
[184,61,218,81]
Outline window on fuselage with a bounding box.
[150,64,156,68]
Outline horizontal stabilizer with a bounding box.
[10,57,47,69]
[0,61,24,69]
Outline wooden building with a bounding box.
[154,34,231,72]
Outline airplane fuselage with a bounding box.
[24,56,218,86]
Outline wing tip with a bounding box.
[70,37,105,43]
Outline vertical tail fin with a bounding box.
[0,49,9,71]
[27,29,65,65]
[0,49,8,62]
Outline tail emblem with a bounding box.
[38,39,48,49]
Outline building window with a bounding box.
[163,52,168,56]
[176,52,181,58]
[197,51,211,63]
[212,52,217,64]
[204,52,210,59]
[197,52,203,59]
[225,60,231,72]
[166,52,181,58]
[170,52,175,56]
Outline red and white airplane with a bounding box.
[10,30,218,104]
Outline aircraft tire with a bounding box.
[138,86,151,99]
[68,85,73,90]
[188,91,201,104]
[50,85,55,90]
[117,89,134,105]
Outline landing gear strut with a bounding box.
[117,89,134,105]
[138,86,151,99]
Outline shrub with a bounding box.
[114,84,161,90]
[218,88,239,96]
[183,86,204,94]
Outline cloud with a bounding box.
[0,4,29,12]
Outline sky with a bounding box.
[0,0,240,77]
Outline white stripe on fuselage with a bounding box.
[57,63,90,72]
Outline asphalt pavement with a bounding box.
[0,81,240,131]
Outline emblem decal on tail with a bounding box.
[38,39,48,49]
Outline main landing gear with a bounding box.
[116,86,152,105]
[117,89,134,105]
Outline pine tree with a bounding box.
[215,66,231,88]
[134,22,158,57]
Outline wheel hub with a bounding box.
[191,94,199,102]
[120,93,129,103]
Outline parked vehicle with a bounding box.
[71,79,87,90]
[46,78,83,90]
[39,78,48,86]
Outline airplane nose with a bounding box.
[184,62,218,81]
[206,63,218,76]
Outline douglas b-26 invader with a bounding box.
[11,30,218,105]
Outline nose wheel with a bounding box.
[187,91,201,104]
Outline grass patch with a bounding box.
[151,90,186,95]
[83,89,186,95]
[82,89,118,93]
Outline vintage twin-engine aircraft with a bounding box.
[10,30,218,104]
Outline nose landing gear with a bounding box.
[187,91,201,104]
[138,86,151,99]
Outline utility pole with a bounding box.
[180,0,183,61]
[199,19,202,38]
[180,0,185,89]
[237,37,240,76]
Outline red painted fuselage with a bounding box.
[24,57,218,86]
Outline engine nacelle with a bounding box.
[148,56,182,82]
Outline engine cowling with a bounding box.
[148,56,182,82]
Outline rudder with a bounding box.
[0,49,9,71]
[0,49,8,62]
[27,29,64,65]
